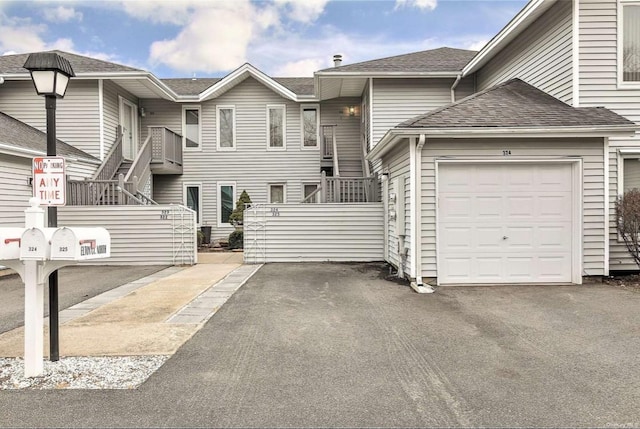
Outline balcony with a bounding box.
[149,126,183,174]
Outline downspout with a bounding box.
[410,133,434,293]
[450,74,462,103]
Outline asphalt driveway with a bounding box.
[1,262,639,427]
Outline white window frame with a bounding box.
[268,183,287,203]
[613,148,640,242]
[300,104,320,150]
[302,182,320,203]
[183,182,203,226]
[267,104,286,151]
[217,181,236,227]
[216,105,236,151]
[618,0,640,88]
[182,105,202,152]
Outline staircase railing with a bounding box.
[125,135,152,186]
[313,171,379,203]
[92,126,123,181]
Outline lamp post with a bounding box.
[23,52,75,362]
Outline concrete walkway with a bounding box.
[0,252,260,357]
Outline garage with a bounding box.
[437,162,577,285]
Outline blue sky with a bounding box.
[0,0,528,78]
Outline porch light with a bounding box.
[348,106,356,116]
[23,52,75,98]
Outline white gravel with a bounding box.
[0,356,169,390]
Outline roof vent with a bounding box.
[333,54,342,67]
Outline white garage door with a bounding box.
[438,163,574,284]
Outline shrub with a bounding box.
[228,230,244,249]
[229,190,252,226]
[616,189,640,268]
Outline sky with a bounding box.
[0,0,528,78]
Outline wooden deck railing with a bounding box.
[125,135,152,186]
[149,126,182,166]
[303,171,379,203]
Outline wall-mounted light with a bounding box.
[139,107,146,117]
[348,106,356,116]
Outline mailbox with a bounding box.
[20,228,57,261]
[0,228,27,260]
[50,227,110,261]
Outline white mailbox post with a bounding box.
[0,198,110,377]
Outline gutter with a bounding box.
[450,74,462,103]
[410,134,434,294]
[0,143,101,165]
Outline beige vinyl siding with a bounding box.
[0,155,33,227]
[150,77,320,239]
[0,80,101,158]
[371,78,454,147]
[380,141,411,276]
[58,205,196,265]
[65,158,100,180]
[421,138,605,279]
[102,81,140,157]
[476,0,573,104]
[243,203,384,263]
[578,0,640,270]
[319,97,363,177]
[455,76,476,101]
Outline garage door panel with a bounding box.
[437,162,575,285]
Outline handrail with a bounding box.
[117,186,145,205]
[92,125,123,181]
[332,132,340,177]
[125,134,152,185]
[321,125,335,159]
[136,191,158,205]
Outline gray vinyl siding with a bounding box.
[455,76,476,101]
[243,203,384,263]
[0,80,101,157]
[65,158,100,180]
[149,77,320,239]
[319,97,363,177]
[58,205,196,265]
[102,80,140,157]
[476,0,573,104]
[421,138,605,279]
[0,155,33,227]
[371,78,455,147]
[578,0,640,270]
[380,141,411,277]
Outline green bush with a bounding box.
[228,230,244,249]
[229,190,252,226]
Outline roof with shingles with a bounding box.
[0,50,143,75]
[0,112,98,161]
[161,76,314,97]
[319,47,477,73]
[399,78,636,129]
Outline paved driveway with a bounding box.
[1,262,639,427]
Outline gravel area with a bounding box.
[603,274,640,292]
[0,356,169,390]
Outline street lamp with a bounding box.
[24,52,75,362]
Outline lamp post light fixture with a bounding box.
[23,52,75,362]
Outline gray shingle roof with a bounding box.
[319,47,477,73]
[0,112,98,161]
[0,50,143,75]
[161,78,222,96]
[161,76,314,97]
[399,78,636,129]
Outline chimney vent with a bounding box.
[333,54,342,67]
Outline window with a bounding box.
[183,106,201,150]
[217,106,236,150]
[267,105,286,149]
[621,2,640,83]
[217,182,236,227]
[301,105,319,148]
[303,183,319,203]
[183,183,202,225]
[269,184,286,203]
[623,157,640,192]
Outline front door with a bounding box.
[120,97,138,160]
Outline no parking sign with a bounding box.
[33,157,66,206]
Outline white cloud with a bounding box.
[120,0,199,25]
[395,0,438,11]
[0,13,72,54]
[43,6,83,23]
[466,39,488,52]
[274,0,329,24]
[273,58,326,77]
